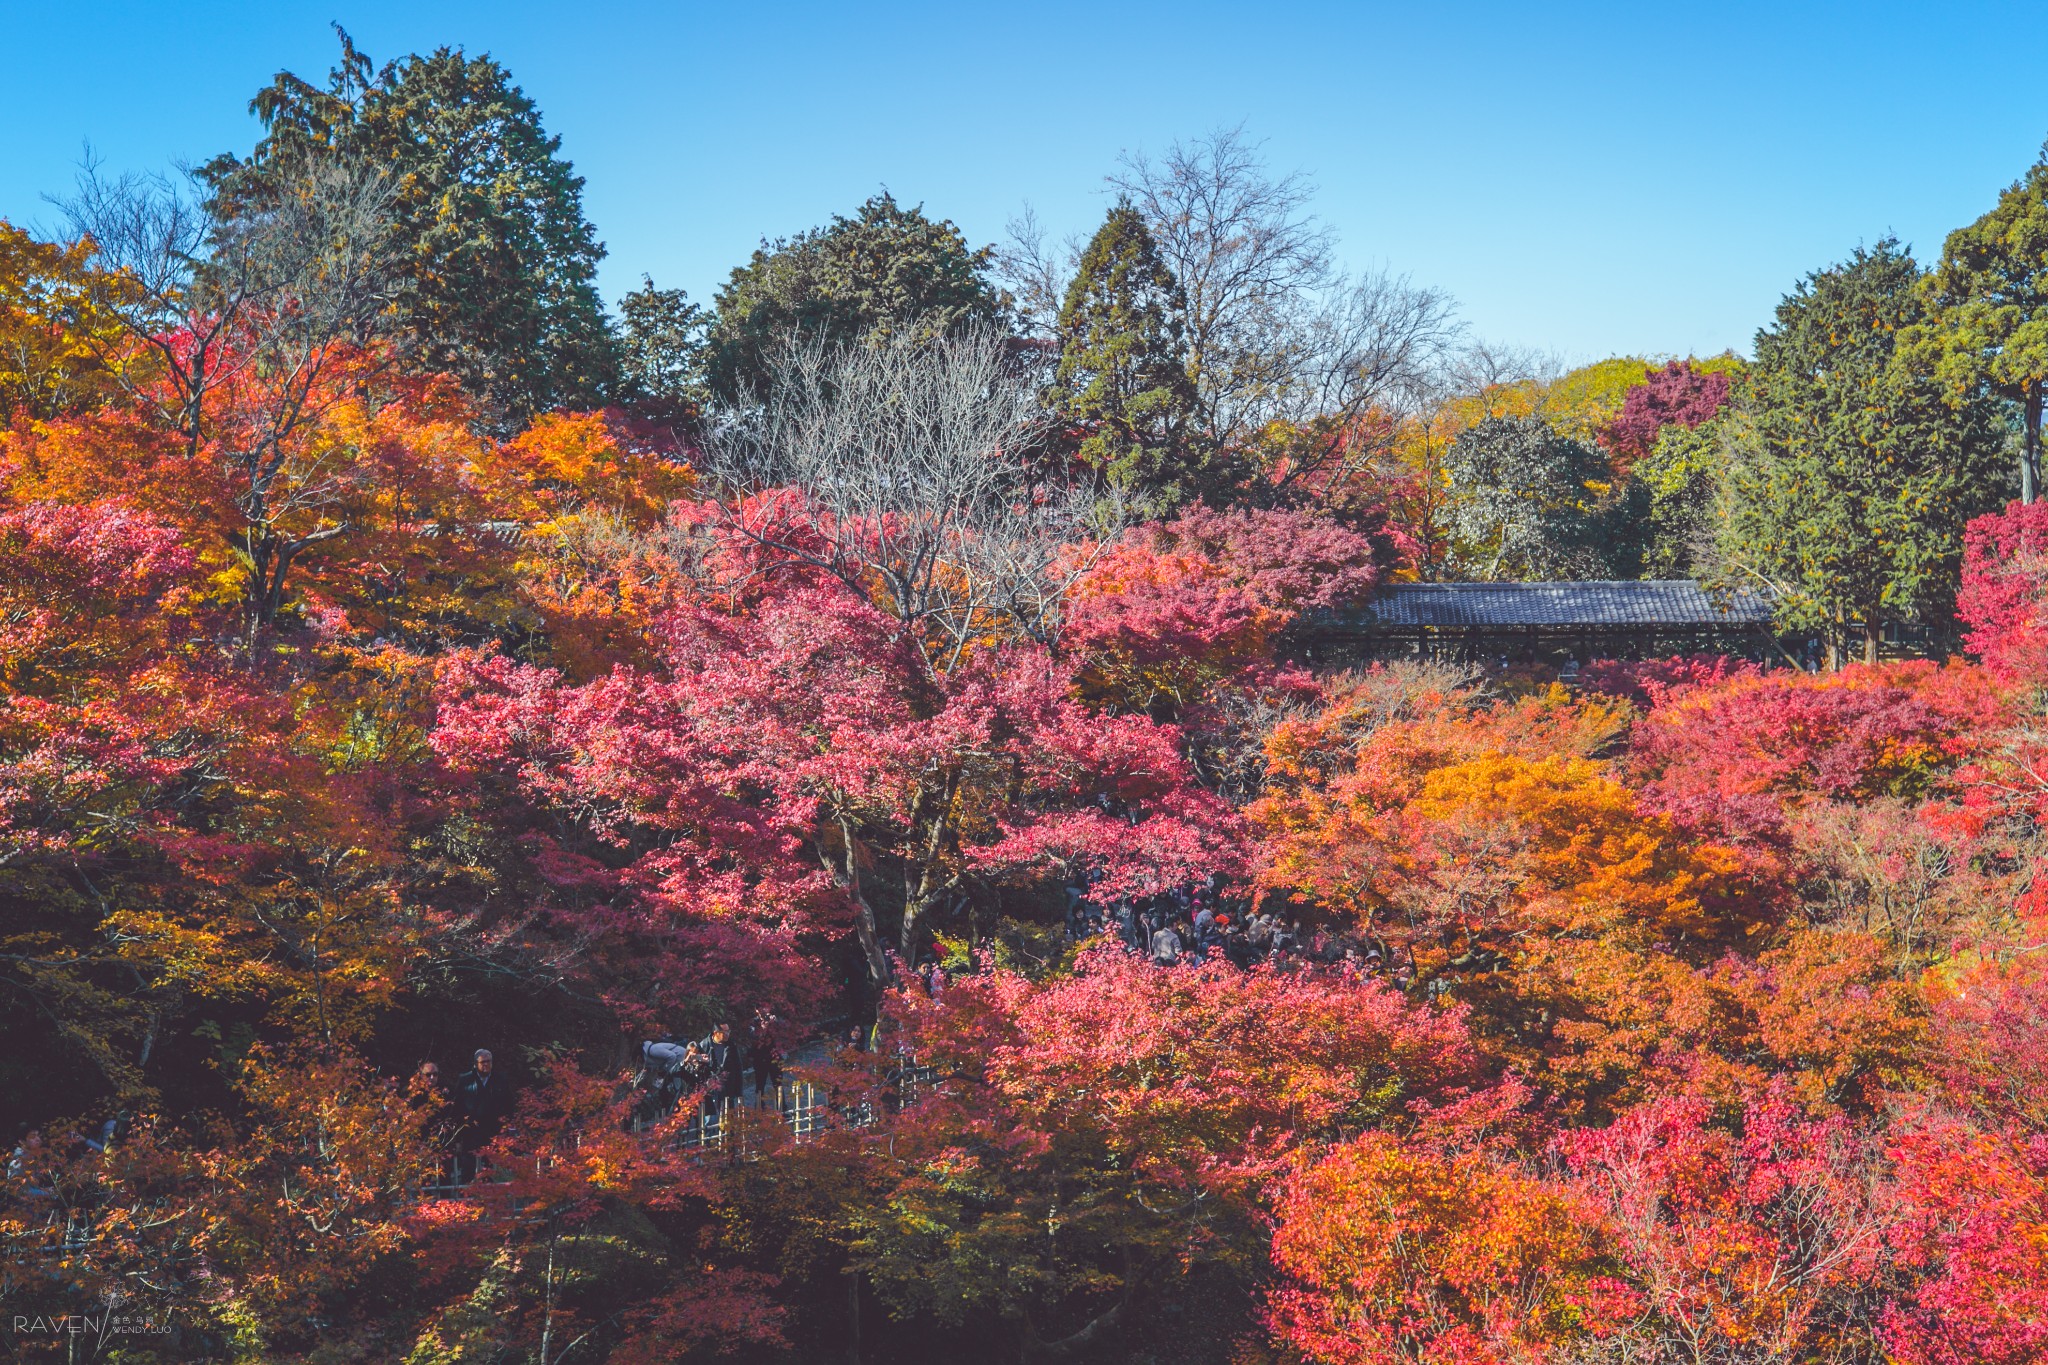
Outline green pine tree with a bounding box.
[1919,143,2048,502]
[705,193,1004,400]
[206,28,618,425]
[1720,241,2009,667]
[616,278,709,431]
[1046,200,1199,506]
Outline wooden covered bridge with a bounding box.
[1301,580,1777,665]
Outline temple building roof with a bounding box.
[1320,580,1774,632]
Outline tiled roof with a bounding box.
[1326,581,1774,630]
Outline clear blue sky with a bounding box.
[3,1,2041,363]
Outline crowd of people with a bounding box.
[629,1010,789,1130]
[414,882,1439,1162]
[408,1048,518,1186]
[1065,883,1421,986]
[622,1004,957,1137]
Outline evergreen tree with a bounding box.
[1442,415,1642,580]
[1046,200,1200,505]
[1721,241,2009,667]
[206,29,617,424]
[616,278,708,431]
[1633,417,1731,578]
[1920,144,2048,502]
[705,193,1004,400]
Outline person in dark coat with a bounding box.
[410,1060,455,1185]
[749,1009,782,1106]
[679,1040,711,1092]
[635,1039,694,1126]
[451,1049,514,1184]
[702,1023,747,1106]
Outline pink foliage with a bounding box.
[1925,954,2048,1136]
[1562,1086,1889,1360]
[1156,504,1389,614]
[607,1273,791,1363]
[1062,504,1388,684]
[1883,1109,2048,1365]
[0,499,193,666]
[887,943,1503,1201]
[1630,663,2001,847]
[0,499,220,862]
[1957,499,2048,681]
[1599,361,1733,464]
[660,488,844,601]
[0,696,191,860]
[1063,540,1273,669]
[432,580,1241,1016]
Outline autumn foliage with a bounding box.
[2,211,2044,1365]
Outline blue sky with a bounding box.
[2,2,2040,363]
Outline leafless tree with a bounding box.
[61,152,397,635]
[1442,337,1565,400]
[1260,267,1466,495]
[994,203,1080,343]
[1110,128,1333,447]
[1303,271,1464,420]
[59,159,217,448]
[1102,128,1462,498]
[702,328,1121,673]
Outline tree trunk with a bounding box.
[2025,380,2043,507]
[1863,619,1881,665]
[846,1268,861,1365]
[1019,1244,1137,1362]
[898,777,959,967]
[899,886,939,971]
[846,879,891,989]
[1019,1299,1130,1363]
[823,821,892,990]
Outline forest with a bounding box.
[2,29,2046,1365]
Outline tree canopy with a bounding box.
[1921,144,2048,502]
[1441,414,1646,579]
[705,192,1006,400]
[4,49,2048,1365]
[205,28,617,423]
[1045,199,1201,505]
[1721,241,2008,664]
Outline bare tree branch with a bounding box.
[1110,126,1336,454]
[702,329,1121,670]
[60,151,399,636]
